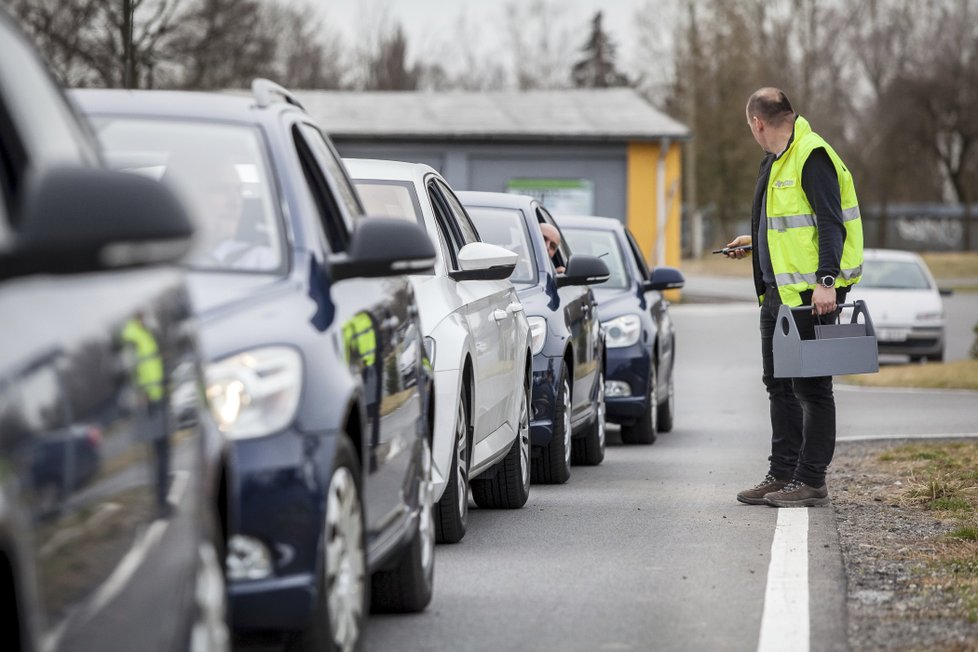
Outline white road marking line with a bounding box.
[835,384,978,395]
[757,508,809,652]
[839,431,978,442]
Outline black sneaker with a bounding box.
[736,474,789,505]
[764,480,829,507]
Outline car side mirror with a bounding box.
[449,242,518,282]
[330,217,436,281]
[938,287,954,297]
[556,254,610,287]
[643,266,686,292]
[0,166,194,281]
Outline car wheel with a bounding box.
[434,390,469,544]
[531,365,571,484]
[927,347,945,363]
[571,368,605,466]
[472,374,531,508]
[370,436,435,613]
[656,363,675,434]
[622,363,657,445]
[296,435,366,652]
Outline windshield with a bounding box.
[91,117,284,274]
[562,227,630,290]
[353,180,423,225]
[859,259,933,290]
[465,207,537,284]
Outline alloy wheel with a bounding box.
[519,383,530,489]
[455,400,469,520]
[561,379,572,469]
[324,467,365,652]
[596,373,606,452]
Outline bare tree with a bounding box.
[505,0,574,90]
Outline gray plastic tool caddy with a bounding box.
[773,300,879,378]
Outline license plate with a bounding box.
[877,328,910,342]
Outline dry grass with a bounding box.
[879,442,978,622]
[921,252,978,279]
[841,359,978,391]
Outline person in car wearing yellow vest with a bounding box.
[726,87,863,508]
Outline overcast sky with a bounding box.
[300,0,654,73]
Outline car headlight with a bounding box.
[915,310,943,322]
[602,314,642,348]
[206,346,303,439]
[527,316,547,356]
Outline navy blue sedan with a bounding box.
[459,192,608,484]
[557,216,685,444]
[78,82,438,649]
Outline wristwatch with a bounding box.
[818,274,836,288]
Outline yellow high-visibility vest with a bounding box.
[122,318,164,402]
[343,312,377,366]
[764,115,864,306]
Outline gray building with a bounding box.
[296,89,690,269]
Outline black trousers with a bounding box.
[760,285,837,486]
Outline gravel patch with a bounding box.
[832,439,978,651]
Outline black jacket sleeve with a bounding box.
[801,147,845,279]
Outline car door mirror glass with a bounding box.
[2,166,194,280]
[330,216,435,281]
[557,254,610,287]
[646,266,686,291]
[449,242,517,281]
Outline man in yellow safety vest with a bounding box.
[726,87,863,508]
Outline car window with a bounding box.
[562,228,630,290]
[296,124,363,229]
[466,206,537,284]
[92,116,286,273]
[535,206,570,270]
[427,181,462,269]
[436,180,480,246]
[859,259,933,290]
[353,179,423,225]
[625,229,651,279]
[292,126,351,253]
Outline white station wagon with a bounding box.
[347,159,532,543]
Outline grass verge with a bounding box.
[841,359,978,391]
[880,441,978,622]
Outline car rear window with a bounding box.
[90,117,285,274]
[465,207,537,284]
[352,179,423,225]
[859,259,933,290]
[561,227,630,290]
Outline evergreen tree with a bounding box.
[571,11,629,88]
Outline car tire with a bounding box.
[571,369,605,466]
[434,390,469,544]
[294,434,366,652]
[531,365,572,484]
[927,347,945,363]
[370,436,435,613]
[472,375,531,509]
[622,363,657,445]
[656,362,675,434]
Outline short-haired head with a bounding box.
[746,88,795,127]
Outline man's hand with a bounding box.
[811,285,836,316]
[724,235,752,259]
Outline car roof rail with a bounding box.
[251,78,305,111]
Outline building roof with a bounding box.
[293,89,690,142]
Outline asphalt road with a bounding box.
[361,300,978,652]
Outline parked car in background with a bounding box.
[347,159,532,544]
[459,192,608,483]
[77,82,439,649]
[0,10,227,651]
[844,249,949,362]
[556,216,685,444]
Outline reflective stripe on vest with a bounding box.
[764,116,864,307]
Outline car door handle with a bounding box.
[492,309,509,322]
[507,302,524,314]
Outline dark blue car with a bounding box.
[459,192,608,484]
[77,82,439,649]
[557,216,685,444]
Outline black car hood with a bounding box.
[591,285,644,320]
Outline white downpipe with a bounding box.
[656,138,670,266]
